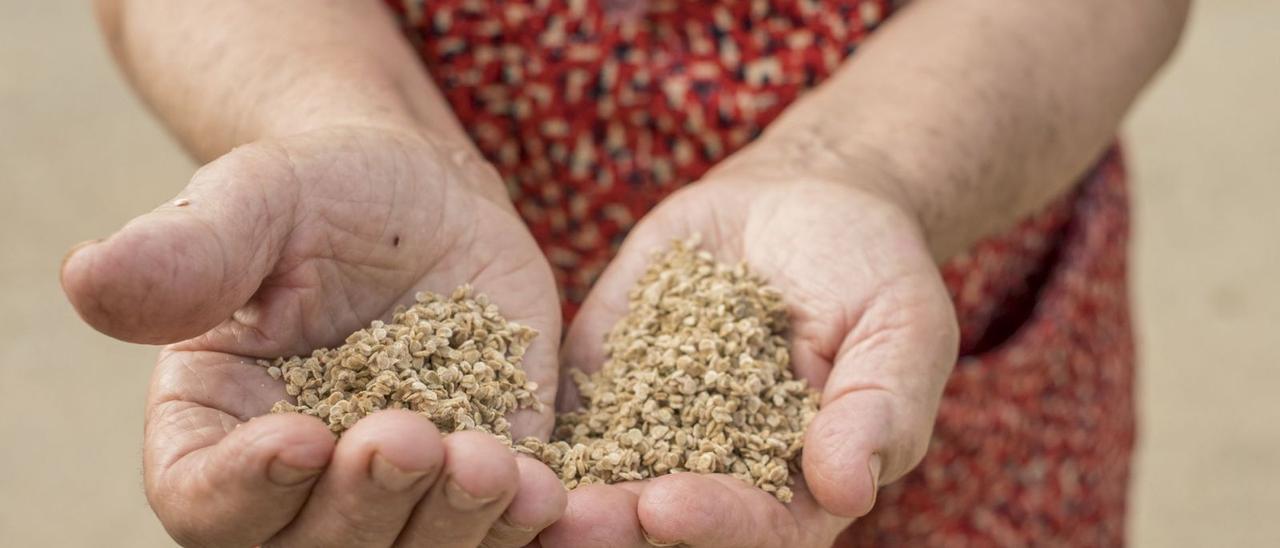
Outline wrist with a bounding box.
[238,66,480,167]
[250,81,434,150]
[260,105,517,214]
[695,165,939,282]
[706,134,938,259]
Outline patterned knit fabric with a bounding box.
[385,1,1134,544]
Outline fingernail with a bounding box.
[371,454,429,491]
[867,454,883,511]
[268,458,322,486]
[642,527,681,547]
[444,477,500,510]
[60,239,99,271]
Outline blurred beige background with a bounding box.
[2,1,1277,546]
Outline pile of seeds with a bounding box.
[261,285,542,438]
[516,237,819,502]
[261,238,818,502]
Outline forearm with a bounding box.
[726,0,1189,260]
[96,0,472,164]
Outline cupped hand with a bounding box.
[546,166,959,547]
[61,126,566,547]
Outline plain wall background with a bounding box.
[2,1,1276,545]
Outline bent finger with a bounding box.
[395,431,519,547]
[538,484,651,548]
[145,410,333,546]
[268,410,445,547]
[479,456,567,548]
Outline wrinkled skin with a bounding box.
[546,166,960,547]
[61,126,567,548]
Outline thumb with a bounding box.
[61,144,298,344]
[801,275,959,518]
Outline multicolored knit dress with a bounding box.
[386,0,1135,544]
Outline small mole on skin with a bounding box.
[172,198,191,207]
[393,235,401,247]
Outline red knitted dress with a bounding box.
[386,0,1135,544]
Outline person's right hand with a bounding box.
[61,125,566,547]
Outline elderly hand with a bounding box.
[61,126,566,547]
[546,161,959,547]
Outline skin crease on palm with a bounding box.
[61,126,570,548]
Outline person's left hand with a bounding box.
[543,158,960,547]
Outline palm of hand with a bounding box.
[548,176,958,547]
[63,127,565,547]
